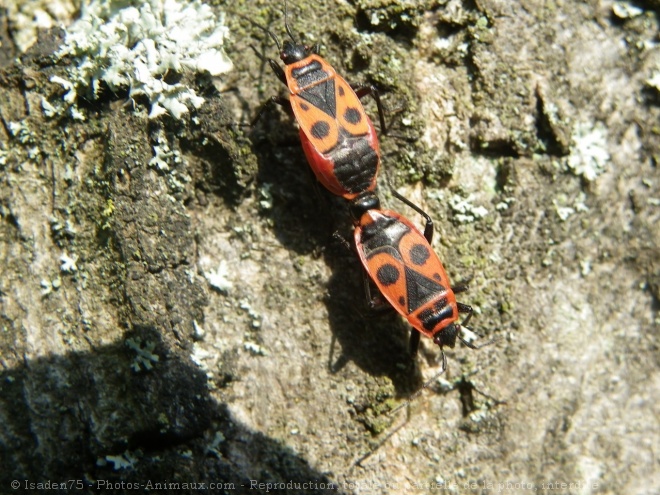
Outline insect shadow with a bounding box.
[322,221,425,396]
[250,126,422,395]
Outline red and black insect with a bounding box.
[349,190,484,365]
[250,1,387,200]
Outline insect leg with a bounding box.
[452,276,474,294]
[249,45,288,85]
[408,329,421,357]
[458,303,501,351]
[362,271,391,313]
[452,283,470,294]
[267,59,287,85]
[251,95,293,126]
[457,302,473,320]
[352,83,387,134]
[390,189,434,244]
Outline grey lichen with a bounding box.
[448,193,489,223]
[100,450,138,470]
[53,0,233,120]
[567,122,610,181]
[126,337,160,371]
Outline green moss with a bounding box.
[102,199,115,218]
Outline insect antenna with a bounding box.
[231,9,282,50]
[283,0,298,44]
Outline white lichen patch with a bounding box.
[201,259,233,293]
[495,197,516,211]
[190,343,211,370]
[567,122,610,181]
[646,71,660,93]
[126,337,159,371]
[554,203,575,222]
[149,131,184,171]
[59,252,78,273]
[192,320,205,340]
[41,97,58,118]
[258,183,274,210]
[7,121,34,144]
[147,130,192,191]
[612,2,644,19]
[553,192,589,221]
[5,0,77,53]
[206,431,225,457]
[45,76,84,119]
[40,278,62,296]
[239,299,261,329]
[101,450,138,470]
[244,342,268,356]
[54,0,233,120]
[50,76,77,104]
[448,194,489,223]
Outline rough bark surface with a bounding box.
[1,1,658,494]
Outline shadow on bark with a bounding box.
[0,342,341,495]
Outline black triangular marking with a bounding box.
[405,266,444,313]
[299,80,336,118]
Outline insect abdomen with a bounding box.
[329,137,379,195]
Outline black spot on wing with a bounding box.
[377,264,400,286]
[344,107,362,125]
[311,121,331,139]
[409,243,430,266]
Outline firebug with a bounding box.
[349,190,485,364]
[249,1,387,200]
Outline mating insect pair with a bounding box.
[249,1,489,367]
